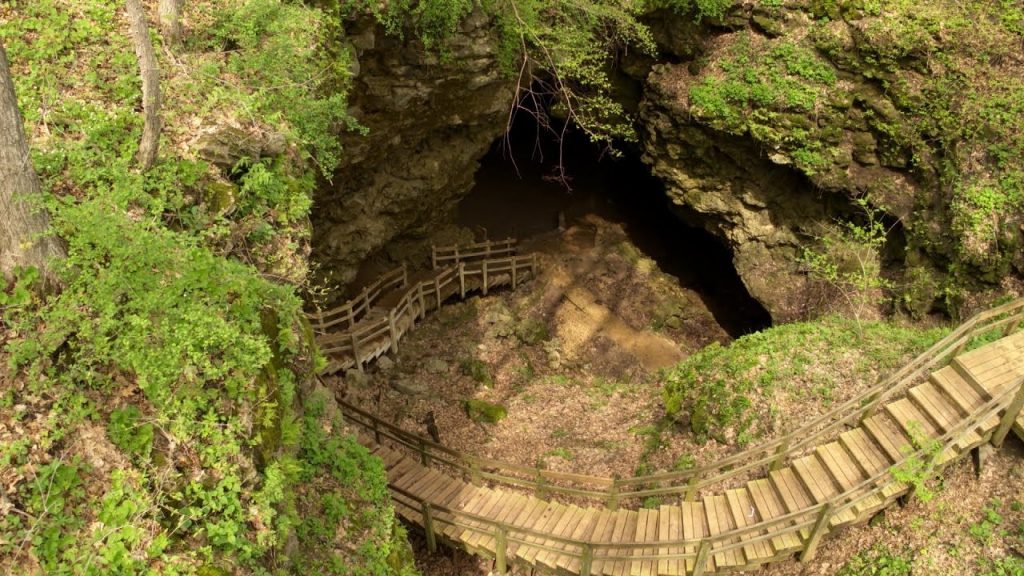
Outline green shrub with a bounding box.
[837,546,913,576]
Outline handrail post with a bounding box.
[351,332,363,374]
[1003,314,1023,337]
[800,503,834,562]
[992,377,1024,448]
[482,260,489,296]
[580,543,593,576]
[684,473,699,502]
[459,263,466,299]
[607,478,620,510]
[770,433,792,472]
[535,471,549,499]
[388,309,399,354]
[418,438,430,466]
[372,419,381,444]
[512,259,518,290]
[417,284,426,320]
[363,286,371,312]
[692,540,710,576]
[859,391,882,424]
[495,526,508,575]
[470,460,482,486]
[422,501,437,553]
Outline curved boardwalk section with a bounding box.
[324,263,1024,575]
[308,238,538,374]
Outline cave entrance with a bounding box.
[457,114,772,337]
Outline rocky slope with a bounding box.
[312,13,515,290]
[635,1,1024,320]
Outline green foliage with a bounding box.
[662,316,947,443]
[107,406,154,462]
[980,556,1024,576]
[643,0,734,21]
[837,546,913,576]
[687,32,839,173]
[888,420,942,502]
[801,197,894,320]
[464,398,509,423]
[459,357,494,387]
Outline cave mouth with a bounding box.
[457,114,772,338]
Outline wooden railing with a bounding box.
[343,298,1024,506]
[318,254,539,373]
[386,368,1024,576]
[432,238,517,269]
[308,264,408,335]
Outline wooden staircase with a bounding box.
[326,298,1024,575]
[307,238,538,374]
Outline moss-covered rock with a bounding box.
[464,398,508,423]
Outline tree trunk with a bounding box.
[0,41,64,285]
[126,0,161,171]
[158,0,183,46]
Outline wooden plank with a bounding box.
[862,414,912,461]
[816,442,863,490]
[457,489,502,546]
[746,479,800,552]
[537,504,585,570]
[466,491,517,551]
[520,502,568,565]
[908,383,958,432]
[589,509,621,576]
[886,398,941,439]
[681,501,708,575]
[636,508,659,576]
[791,456,835,503]
[557,507,600,573]
[704,495,741,568]
[726,488,773,561]
[840,428,890,474]
[507,499,551,561]
[931,368,982,415]
[609,510,639,576]
[444,487,489,540]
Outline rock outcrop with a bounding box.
[312,12,515,289]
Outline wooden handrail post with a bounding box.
[417,285,426,320]
[454,246,460,266]
[512,260,518,290]
[770,433,792,472]
[418,438,430,466]
[992,377,1024,448]
[435,278,443,311]
[495,526,508,575]
[388,309,399,355]
[363,286,371,311]
[692,540,711,576]
[422,501,437,553]
[607,479,620,511]
[859,391,881,424]
[459,263,466,299]
[1003,314,1023,337]
[684,474,699,502]
[800,503,833,562]
[580,543,594,576]
[351,332,364,374]
[372,419,381,444]
[482,260,489,296]
[470,461,482,486]
[535,471,549,499]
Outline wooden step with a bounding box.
[656,504,684,576]
[557,508,602,573]
[507,498,552,562]
[537,504,586,570]
[791,455,856,526]
[725,488,774,562]
[681,501,708,576]
[589,509,622,576]
[519,502,570,565]
[839,428,903,502]
[703,494,741,569]
[608,509,639,576]
[862,414,913,462]
[746,478,801,554]
[629,507,658,576]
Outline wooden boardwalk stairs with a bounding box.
[308,238,538,375]
[316,268,1024,574]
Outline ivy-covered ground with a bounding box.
[0,1,412,574]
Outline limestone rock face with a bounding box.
[313,13,515,288]
[630,3,1024,317]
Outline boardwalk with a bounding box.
[308,238,538,374]
[331,295,1024,575]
